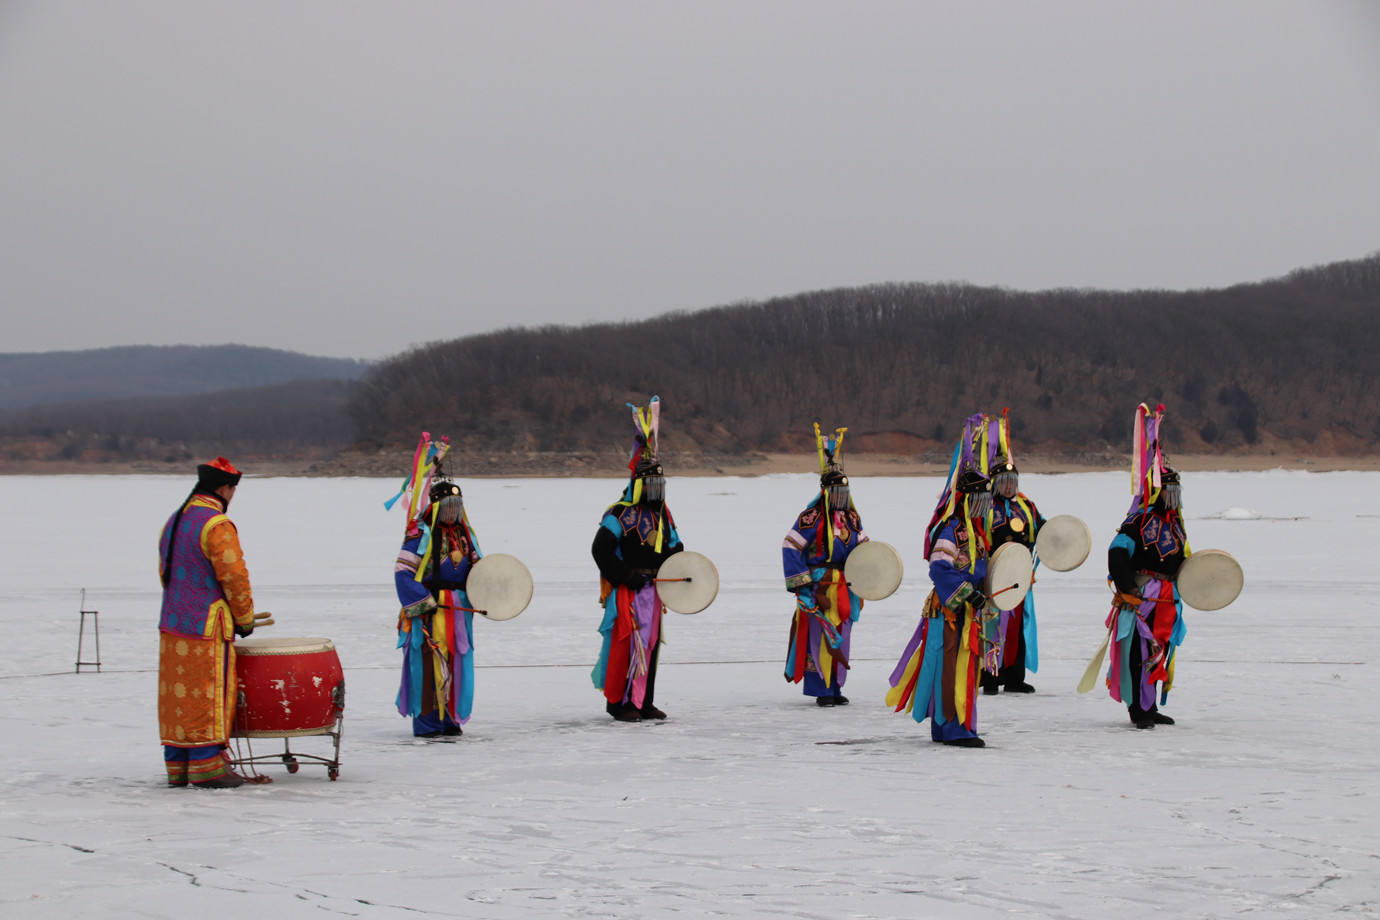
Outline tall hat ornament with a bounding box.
[1129,403,1169,514]
[993,408,1013,467]
[1126,403,1190,562]
[622,396,668,552]
[924,412,992,569]
[383,432,473,574]
[987,408,1038,539]
[813,422,850,557]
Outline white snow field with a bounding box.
[1,471,1376,919]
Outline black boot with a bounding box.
[607,702,642,722]
[942,737,986,748]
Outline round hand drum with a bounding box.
[985,542,1033,612]
[1176,549,1244,611]
[656,551,719,614]
[1034,514,1092,572]
[465,553,534,621]
[843,540,904,601]
[234,637,344,737]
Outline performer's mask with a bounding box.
[957,467,992,519]
[634,460,665,504]
[1159,469,1181,511]
[641,475,665,503]
[992,462,1019,499]
[430,480,463,524]
[821,469,849,510]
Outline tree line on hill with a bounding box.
[2,254,1376,469]
[347,253,1380,466]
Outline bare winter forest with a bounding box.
[2,254,1377,471]
[348,253,1380,467]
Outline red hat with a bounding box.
[196,457,242,490]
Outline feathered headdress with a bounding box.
[1129,402,1178,514]
[624,395,662,504]
[384,432,480,578]
[813,422,851,556]
[989,407,1014,469]
[607,396,672,552]
[924,412,994,561]
[385,432,451,528]
[815,421,847,481]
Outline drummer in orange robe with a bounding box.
[157,458,269,788]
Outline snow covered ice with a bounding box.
[1,471,1376,918]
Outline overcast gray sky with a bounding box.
[2,1,1377,360]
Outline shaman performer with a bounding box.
[979,410,1045,696]
[390,434,483,738]
[591,397,685,722]
[886,414,1000,747]
[1104,404,1189,729]
[782,424,868,707]
[157,457,268,788]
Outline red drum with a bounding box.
[234,637,345,737]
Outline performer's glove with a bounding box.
[1115,590,1143,608]
[234,623,254,638]
[625,571,650,590]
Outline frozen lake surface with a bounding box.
[1,470,1377,918]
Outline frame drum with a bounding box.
[985,542,1033,612]
[656,551,719,614]
[466,553,534,621]
[234,637,344,737]
[843,541,904,601]
[1176,549,1244,611]
[1034,514,1092,572]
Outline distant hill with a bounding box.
[0,379,357,467]
[346,252,1380,471]
[0,344,369,409]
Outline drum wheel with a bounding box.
[328,767,339,781]
[282,754,299,774]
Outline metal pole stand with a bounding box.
[75,588,101,673]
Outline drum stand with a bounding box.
[230,684,345,781]
[75,589,101,673]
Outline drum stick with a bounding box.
[988,582,1021,600]
[253,617,275,627]
[253,611,272,620]
[653,577,692,583]
[438,603,490,616]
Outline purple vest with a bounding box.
[159,499,230,638]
